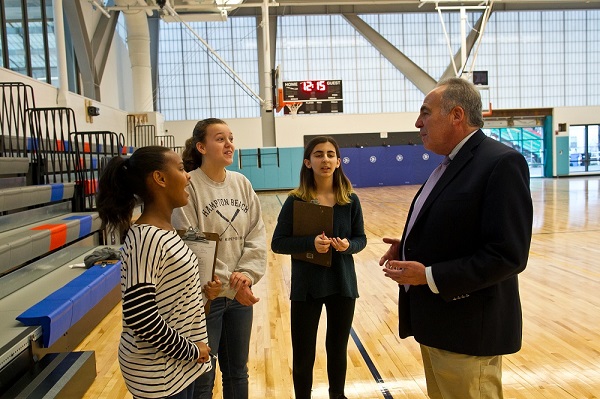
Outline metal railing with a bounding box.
[0,82,35,158]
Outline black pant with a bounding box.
[291,294,356,399]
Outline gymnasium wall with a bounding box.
[226,144,442,191]
[164,111,422,149]
[5,4,600,181]
[0,68,130,135]
[7,60,600,183]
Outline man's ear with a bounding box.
[450,106,465,125]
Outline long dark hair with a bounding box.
[96,146,171,236]
[181,118,227,172]
[290,136,353,205]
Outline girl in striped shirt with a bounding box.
[97,146,213,399]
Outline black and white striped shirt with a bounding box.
[119,224,210,398]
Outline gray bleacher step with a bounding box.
[0,157,29,176]
[0,202,72,234]
[0,177,26,191]
[0,157,29,191]
[1,351,96,399]
[0,244,100,300]
[0,182,76,213]
[0,211,101,276]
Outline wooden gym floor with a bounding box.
[79,176,600,399]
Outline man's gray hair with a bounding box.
[436,77,484,128]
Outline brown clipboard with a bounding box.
[292,201,334,267]
[179,229,219,314]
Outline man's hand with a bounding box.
[203,275,222,300]
[379,237,400,266]
[382,260,427,286]
[234,284,260,306]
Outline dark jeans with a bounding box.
[291,294,356,399]
[167,381,194,399]
[193,297,253,399]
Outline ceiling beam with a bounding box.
[225,0,600,17]
[343,13,436,94]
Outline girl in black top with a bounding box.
[272,136,366,399]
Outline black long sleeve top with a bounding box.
[271,193,366,301]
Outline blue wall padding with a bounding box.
[340,145,444,188]
[229,146,443,190]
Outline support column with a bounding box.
[53,0,68,106]
[460,8,467,75]
[258,2,276,147]
[126,15,153,112]
[115,0,154,112]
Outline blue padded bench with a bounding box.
[16,262,121,348]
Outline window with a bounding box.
[152,10,600,119]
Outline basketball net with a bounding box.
[286,102,302,118]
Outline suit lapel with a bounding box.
[413,130,486,226]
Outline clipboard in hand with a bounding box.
[179,228,219,314]
[292,200,334,267]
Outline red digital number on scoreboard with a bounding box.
[301,80,327,92]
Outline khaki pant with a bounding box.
[420,344,503,399]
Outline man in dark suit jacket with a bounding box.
[380,77,533,398]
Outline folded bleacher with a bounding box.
[0,82,127,398]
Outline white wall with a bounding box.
[0,67,129,135]
[79,1,102,39]
[553,106,600,133]
[165,112,420,150]
[100,35,135,112]
[274,112,420,148]
[11,0,600,159]
[165,118,264,148]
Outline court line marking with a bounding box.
[350,328,394,399]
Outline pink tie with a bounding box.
[404,156,451,241]
[401,156,450,290]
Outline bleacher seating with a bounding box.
[2,351,96,399]
[0,211,100,276]
[0,81,127,398]
[0,182,75,213]
[16,262,120,349]
[0,157,29,176]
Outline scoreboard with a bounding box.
[282,80,343,114]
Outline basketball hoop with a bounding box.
[285,102,303,118]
